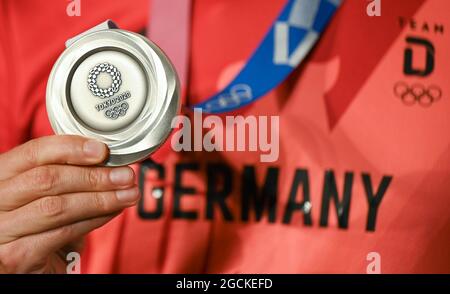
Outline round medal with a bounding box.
[46,20,180,166]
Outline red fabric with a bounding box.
[1,0,450,273]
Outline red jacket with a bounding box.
[1,0,449,273]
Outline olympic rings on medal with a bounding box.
[394,82,442,107]
[104,102,129,120]
[88,63,122,98]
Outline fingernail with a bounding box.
[110,167,134,185]
[116,187,140,203]
[83,140,106,159]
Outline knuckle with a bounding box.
[86,168,102,189]
[38,196,64,217]
[31,166,58,194]
[92,192,109,212]
[23,139,40,166]
[58,224,75,239]
[60,136,79,157]
[0,215,14,243]
[0,245,24,273]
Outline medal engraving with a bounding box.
[88,63,131,120]
[88,63,122,98]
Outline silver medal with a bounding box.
[46,20,180,166]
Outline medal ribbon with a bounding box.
[149,0,342,113]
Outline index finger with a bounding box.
[0,135,108,180]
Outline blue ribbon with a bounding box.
[192,0,341,113]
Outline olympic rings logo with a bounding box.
[204,84,253,111]
[105,102,129,120]
[394,82,442,107]
[88,63,122,99]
